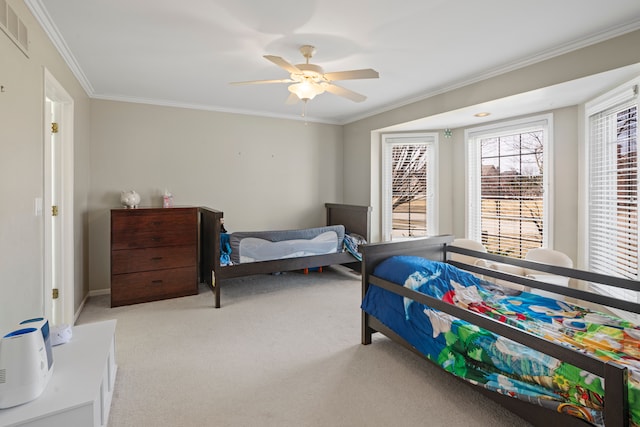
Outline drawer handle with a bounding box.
[151,257,163,261]
[151,280,163,284]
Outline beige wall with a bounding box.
[344,29,640,264]
[0,1,91,332]
[88,100,344,291]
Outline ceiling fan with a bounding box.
[231,45,379,104]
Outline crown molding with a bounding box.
[91,93,340,125]
[24,0,94,96]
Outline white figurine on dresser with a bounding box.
[120,190,140,208]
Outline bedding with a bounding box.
[361,255,640,427]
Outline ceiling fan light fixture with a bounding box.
[288,80,324,101]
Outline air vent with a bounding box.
[0,0,29,57]
[0,368,6,384]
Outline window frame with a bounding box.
[381,133,438,241]
[584,78,640,304]
[464,114,553,255]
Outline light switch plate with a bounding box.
[35,197,42,216]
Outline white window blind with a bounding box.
[587,86,638,301]
[466,115,551,257]
[382,134,438,240]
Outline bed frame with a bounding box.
[361,235,640,427]
[200,203,371,308]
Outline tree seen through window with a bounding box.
[391,144,428,237]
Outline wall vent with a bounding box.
[0,0,29,57]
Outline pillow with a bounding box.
[486,262,526,291]
[487,262,526,276]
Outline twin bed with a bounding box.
[361,235,640,427]
[199,203,371,308]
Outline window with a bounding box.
[382,134,438,240]
[466,115,551,257]
[586,81,639,301]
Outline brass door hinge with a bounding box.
[51,122,58,133]
[52,205,59,216]
[52,288,59,299]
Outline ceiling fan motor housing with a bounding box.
[299,45,316,59]
[294,63,324,82]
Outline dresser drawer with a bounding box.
[111,245,196,275]
[111,208,197,250]
[111,266,197,306]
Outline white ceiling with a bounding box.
[26,0,640,126]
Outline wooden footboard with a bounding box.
[360,235,638,427]
[361,235,451,345]
[198,206,222,297]
[200,203,371,308]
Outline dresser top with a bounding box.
[111,206,196,211]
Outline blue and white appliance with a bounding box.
[0,318,54,408]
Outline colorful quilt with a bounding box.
[361,255,640,427]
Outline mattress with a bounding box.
[228,225,345,264]
[361,255,640,427]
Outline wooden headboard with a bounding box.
[325,203,371,240]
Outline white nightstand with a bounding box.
[0,320,117,427]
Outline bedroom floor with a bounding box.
[77,267,532,427]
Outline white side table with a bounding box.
[0,320,117,427]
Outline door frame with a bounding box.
[43,68,74,326]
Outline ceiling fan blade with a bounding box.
[264,55,302,74]
[230,78,293,85]
[323,68,379,81]
[285,93,300,105]
[323,83,367,102]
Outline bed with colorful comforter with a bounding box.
[360,237,640,427]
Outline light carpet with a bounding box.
[77,266,531,427]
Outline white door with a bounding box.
[43,69,74,326]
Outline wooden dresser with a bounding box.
[110,207,198,307]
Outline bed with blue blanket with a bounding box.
[361,235,640,427]
[200,203,371,308]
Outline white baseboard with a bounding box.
[89,288,111,297]
[74,289,110,324]
[74,295,87,324]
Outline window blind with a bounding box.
[588,97,638,291]
[392,144,428,237]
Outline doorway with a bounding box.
[43,69,74,326]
